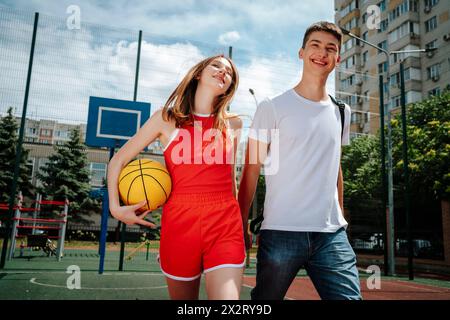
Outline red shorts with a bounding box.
[159,192,246,281]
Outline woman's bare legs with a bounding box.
[204,267,243,300]
[165,276,201,300]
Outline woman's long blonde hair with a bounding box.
[162,54,239,132]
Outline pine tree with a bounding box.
[0,107,34,203]
[37,127,100,223]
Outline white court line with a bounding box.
[29,278,168,290]
[390,280,449,293]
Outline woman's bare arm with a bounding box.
[107,109,166,226]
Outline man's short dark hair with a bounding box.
[302,21,343,52]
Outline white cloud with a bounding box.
[230,54,301,128]
[0,13,207,124]
[0,0,335,58]
[0,2,337,133]
[218,31,240,45]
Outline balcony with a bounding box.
[388,12,420,33]
[390,32,421,51]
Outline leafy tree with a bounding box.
[342,134,382,202]
[342,91,449,247]
[341,134,384,232]
[391,90,450,201]
[37,127,100,223]
[0,107,34,203]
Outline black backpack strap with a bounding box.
[329,95,345,140]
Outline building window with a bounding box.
[342,38,355,54]
[427,63,440,79]
[55,130,68,138]
[341,75,356,89]
[340,0,358,17]
[27,158,35,183]
[349,75,355,86]
[406,91,422,104]
[378,40,388,52]
[40,129,52,137]
[389,0,418,22]
[428,87,440,97]
[362,51,368,64]
[378,19,389,33]
[362,31,368,41]
[425,16,438,32]
[390,72,400,86]
[404,67,421,81]
[424,0,439,8]
[344,55,356,69]
[343,17,359,30]
[388,21,419,43]
[391,95,401,108]
[378,61,388,73]
[89,162,107,187]
[425,39,437,50]
[378,0,386,12]
[390,45,421,64]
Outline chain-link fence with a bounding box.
[0,6,446,274]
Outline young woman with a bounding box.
[107,55,245,300]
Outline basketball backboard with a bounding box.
[86,96,151,148]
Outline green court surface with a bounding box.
[2,247,450,300]
[0,247,255,300]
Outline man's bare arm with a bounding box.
[238,137,268,249]
[337,164,344,212]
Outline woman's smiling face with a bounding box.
[198,57,234,95]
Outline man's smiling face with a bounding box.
[299,31,341,77]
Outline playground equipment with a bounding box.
[1,192,69,261]
[125,239,152,261]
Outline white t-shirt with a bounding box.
[248,89,351,232]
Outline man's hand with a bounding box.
[243,222,252,251]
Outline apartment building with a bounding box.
[335,0,450,136]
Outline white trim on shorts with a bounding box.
[160,265,202,282]
[203,259,246,274]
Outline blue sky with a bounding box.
[0,0,335,57]
[0,0,337,130]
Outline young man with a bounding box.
[238,21,361,300]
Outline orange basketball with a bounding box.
[118,159,172,211]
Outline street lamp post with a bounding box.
[340,27,436,279]
[399,61,414,280]
[341,27,395,276]
[249,88,258,107]
[248,88,259,223]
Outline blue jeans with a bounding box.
[251,228,362,300]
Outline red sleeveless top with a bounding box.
[163,114,234,194]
